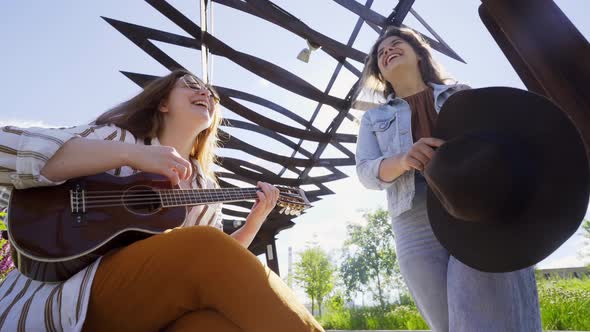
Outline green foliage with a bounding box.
[0,210,6,245]
[537,276,590,330]
[318,303,427,330]
[387,305,430,330]
[0,210,13,281]
[340,208,400,309]
[0,211,6,231]
[319,277,590,330]
[293,246,335,316]
[577,220,590,265]
[397,292,415,306]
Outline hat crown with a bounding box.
[425,132,535,223]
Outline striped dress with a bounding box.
[0,124,222,331]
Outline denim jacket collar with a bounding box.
[385,82,467,106]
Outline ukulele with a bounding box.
[6,172,311,282]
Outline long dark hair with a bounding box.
[358,26,454,99]
[95,69,222,180]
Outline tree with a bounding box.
[579,219,590,266]
[340,208,401,310]
[293,246,335,316]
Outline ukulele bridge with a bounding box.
[70,183,86,224]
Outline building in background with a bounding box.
[537,267,590,280]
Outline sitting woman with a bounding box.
[0,69,324,332]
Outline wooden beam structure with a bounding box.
[103,0,464,275]
[480,0,590,158]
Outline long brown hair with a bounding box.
[358,26,454,99]
[95,69,222,181]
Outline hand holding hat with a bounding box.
[424,87,589,272]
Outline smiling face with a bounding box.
[357,27,450,99]
[159,74,219,135]
[376,36,421,78]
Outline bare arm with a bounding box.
[0,124,193,188]
[230,182,279,248]
[41,138,193,185]
[41,138,133,182]
[230,220,263,248]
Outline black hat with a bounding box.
[424,87,589,272]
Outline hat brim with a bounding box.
[427,87,589,272]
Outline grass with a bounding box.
[319,305,428,330]
[537,276,590,330]
[317,275,590,330]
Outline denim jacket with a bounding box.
[355,83,471,218]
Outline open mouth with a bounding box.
[384,53,401,67]
[191,100,209,109]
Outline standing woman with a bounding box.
[0,69,324,332]
[355,27,541,331]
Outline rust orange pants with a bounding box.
[83,226,324,332]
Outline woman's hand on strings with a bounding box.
[401,137,445,171]
[126,145,192,185]
[246,182,280,226]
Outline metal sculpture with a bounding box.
[103,0,463,274]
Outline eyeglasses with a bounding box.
[180,74,220,104]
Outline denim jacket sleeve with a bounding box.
[355,112,397,191]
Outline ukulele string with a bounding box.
[81,188,260,194]
[77,191,260,208]
[72,188,299,209]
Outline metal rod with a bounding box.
[200,0,210,83]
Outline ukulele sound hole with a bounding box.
[123,185,162,216]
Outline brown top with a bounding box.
[403,87,438,142]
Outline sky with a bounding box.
[1,0,590,301]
